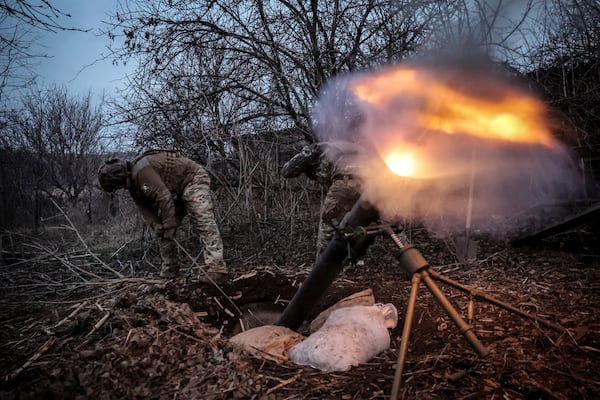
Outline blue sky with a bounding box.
[30,0,133,99]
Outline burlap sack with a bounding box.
[229,325,305,363]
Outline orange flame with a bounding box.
[350,65,557,178]
[385,151,415,177]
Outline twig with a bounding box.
[174,239,242,317]
[124,329,133,346]
[85,311,111,337]
[579,345,600,354]
[212,296,235,317]
[6,337,56,381]
[52,301,88,329]
[24,240,101,281]
[50,198,124,279]
[5,278,163,290]
[110,239,135,259]
[52,252,101,281]
[232,271,257,282]
[266,371,302,395]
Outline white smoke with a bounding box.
[312,59,583,237]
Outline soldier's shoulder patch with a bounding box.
[141,183,151,194]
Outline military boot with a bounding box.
[159,239,180,279]
[159,262,180,279]
[197,262,228,284]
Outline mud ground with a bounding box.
[1,220,599,399]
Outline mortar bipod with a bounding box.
[377,225,490,400]
[381,225,572,399]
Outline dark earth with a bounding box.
[1,209,599,399]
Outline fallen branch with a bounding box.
[50,198,124,279]
[6,337,56,381]
[52,301,88,329]
[86,311,111,337]
[266,371,302,395]
[174,239,242,317]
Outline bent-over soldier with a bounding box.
[282,142,361,257]
[98,150,227,281]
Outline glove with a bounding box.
[151,222,164,237]
[162,228,176,240]
[282,144,322,178]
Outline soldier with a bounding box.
[282,142,361,257]
[97,150,227,282]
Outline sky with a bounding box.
[29,0,133,100]
[22,0,541,101]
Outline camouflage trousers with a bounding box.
[316,177,362,257]
[160,170,227,275]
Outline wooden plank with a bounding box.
[513,201,600,244]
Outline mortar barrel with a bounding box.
[277,197,379,330]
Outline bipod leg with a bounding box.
[421,269,489,358]
[428,270,569,335]
[391,272,421,400]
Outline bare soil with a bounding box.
[0,219,599,399]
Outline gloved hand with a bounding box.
[162,228,176,240]
[282,144,322,179]
[151,222,164,237]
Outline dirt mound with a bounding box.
[1,228,599,399]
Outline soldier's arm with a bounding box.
[282,144,322,180]
[133,165,178,230]
[131,197,160,227]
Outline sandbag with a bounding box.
[229,325,305,363]
[309,288,375,333]
[289,303,398,371]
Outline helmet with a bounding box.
[97,158,128,192]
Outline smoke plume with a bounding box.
[312,58,583,236]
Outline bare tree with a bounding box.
[531,0,600,185]
[102,0,600,227]
[106,0,430,154]
[10,85,105,204]
[0,1,78,102]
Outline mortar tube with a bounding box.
[277,197,379,330]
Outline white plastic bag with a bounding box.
[309,288,375,333]
[288,303,398,371]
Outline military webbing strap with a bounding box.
[132,149,179,164]
[163,151,177,189]
[132,149,180,191]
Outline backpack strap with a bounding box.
[133,149,179,165]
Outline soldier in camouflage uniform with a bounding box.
[282,142,361,257]
[98,150,227,281]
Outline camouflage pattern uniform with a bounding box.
[100,150,226,280]
[282,142,361,256]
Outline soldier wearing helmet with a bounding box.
[98,150,227,281]
[282,142,361,258]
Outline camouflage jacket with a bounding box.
[128,150,206,230]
